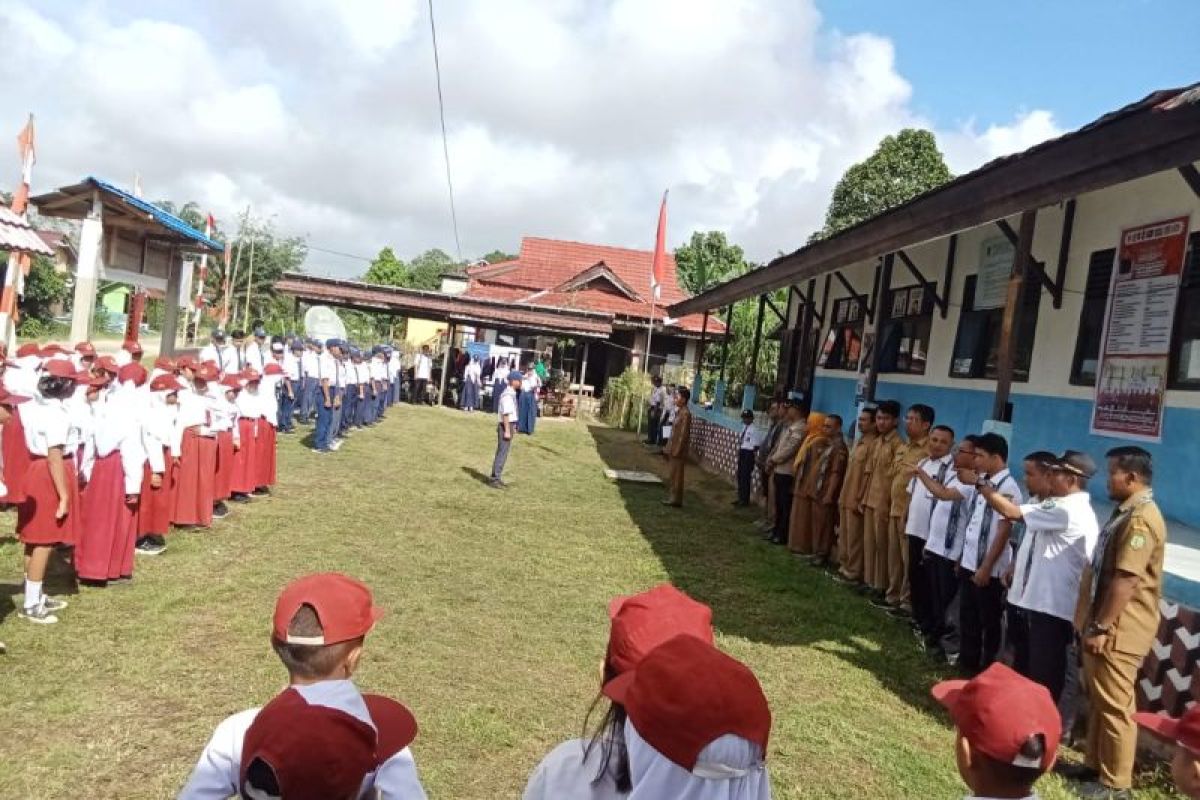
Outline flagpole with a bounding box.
[644,296,655,375]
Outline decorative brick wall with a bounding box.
[689,416,762,497]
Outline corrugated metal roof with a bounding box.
[0,206,54,256]
[84,177,224,250]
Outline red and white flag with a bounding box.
[12,115,34,216]
[650,190,668,302]
[194,214,215,310]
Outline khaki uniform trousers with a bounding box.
[838,508,864,581]
[789,495,814,554]
[667,457,686,505]
[1083,647,1144,790]
[864,507,890,592]
[886,515,907,606]
[812,502,836,560]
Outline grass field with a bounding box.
[0,407,1178,798]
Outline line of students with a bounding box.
[3,340,285,629]
[298,338,404,454]
[749,394,1167,798]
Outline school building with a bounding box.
[670,84,1200,716]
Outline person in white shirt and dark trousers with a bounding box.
[904,424,956,648]
[489,370,522,489]
[412,346,433,405]
[734,409,761,507]
[645,376,665,445]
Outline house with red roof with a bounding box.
[459,236,723,391]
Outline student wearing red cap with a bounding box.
[179,573,427,799]
[208,375,242,520]
[257,363,282,491]
[932,662,1061,799]
[1135,706,1200,798]
[231,369,264,501]
[602,634,772,799]
[0,372,33,506]
[136,373,181,555]
[524,584,715,800]
[173,363,220,528]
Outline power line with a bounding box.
[304,243,376,263]
[427,0,463,263]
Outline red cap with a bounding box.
[1135,706,1200,756]
[153,356,175,371]
[194,363,220,383]
[606,584,713,677]
[15,342,40,358]
[118,363,148,386]
[122,339,144,354]
[220,375,243,391]
[40,343,68,357]
[43,359,77,378]
[238,688,378,800]
[95,355,119,374]
[242,368,261,382]
[932,663,1060,771]
[149,374,183,393]
[603,634,771,772]
[78,369,109,387]
[74,341,96,356]
[272,573,383,646]
[264,363,284,376]
[0,387,30,406]
[176,356,198,371]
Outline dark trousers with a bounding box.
[772,473,795,542]
[315,388,337,450]
[413,378,428,404]
[1010,606,1074,702]
[958,570,1005,675]
[736,449,756,505]
[341,390,357,434]
[908,535,933,635]
[300,377,318,421]
[924,553,960,656]
[491,424,512,480]
[646,407,662,444]
[279,386,296,432]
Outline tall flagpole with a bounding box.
[645,190,668,375]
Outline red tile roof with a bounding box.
[464,237,721,335]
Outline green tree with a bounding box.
[673,231,747,296]
[18,254,69,328]
[363,247,408,286]
[811,128,953,241]
[479,249,515,264]
[406,248,455,290]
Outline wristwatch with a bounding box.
[1085,621,1111,637]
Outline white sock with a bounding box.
[24,579,43,610]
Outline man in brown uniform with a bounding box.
[1071,446,1166,799]
[788,415,829,555]
[862,399,903,600]
[835,406,877,586]
[661,387,692,508]
[810,414,848,567]
[884,403,934,611]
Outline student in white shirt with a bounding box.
[460,356,482,413]
[734,409,761,507]
[957,433,1023,676]
[905,424,955,649]
[412,345,433,405]
[280,340,303,433]
[645,376,666,445]
[313,340,340,453]
[489,370,522,489]
[299,339,321,423]
[982,450,1099,702]
[370,349,389,421]
[243,328,269,373]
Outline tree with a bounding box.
[480,249,515,264]
[18,254,69,331]
[406,248,455,290]
[363,247,407,286]
[811,128,953,241]
[673,231,747,296]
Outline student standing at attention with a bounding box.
[489,369,522,489]
[661,387,691,508]
[412,345,433,405]
[733,409,760,507]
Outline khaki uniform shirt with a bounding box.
[768,420,805,476]
[839,432,877,511]
[794,435,829,497]
[815,437,848,506]
[864,428,902,512]
[1075,490,1166,657]
[664,407,691,459]
[890,435,930,519]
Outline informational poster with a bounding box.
[975,237,1014,310]
[1090,216,1191,442]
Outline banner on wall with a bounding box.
[1090,215,1191,442]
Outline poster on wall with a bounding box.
[1090,215,1191,442]
[975,237,1015,310]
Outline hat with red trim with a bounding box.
[74,341,96,357]
[43,359,77,378]
[149,374,183,393]
[118,363,148,386]
[605,584,714,678]
[0,387,30,406]
[272,572,384,646]
[95,355,119,374]
[194,363,219,382]
[1135,705,1200,756]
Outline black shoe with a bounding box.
[231,493,252,503]
[1053,763,1099,782]
[869,595,893,610]
[212,502,230,519]
[661,500,682,508]
[888,606,912,620]
[1073,781,1131,799]
[252,487,270,497]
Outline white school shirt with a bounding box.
[22,396,71,457]
[143,393,181,471]
[198,343,221,368]
[959,469,1024,578]
[497,386,518,423]
[464,361,482,385]
[522,371,542,393]
[244,343,267,373]
[1009,491,1100,622]
[649,385,667,409]
[300,350,319,379]
[178,680,427,800]
[387,353,401,380]
[414,354,433,381]
[176,385,214,436]
[316,351,335,384]
[370,358,388,383]
[354,362,371,385]
[924,475,976,562]
[282,351,302,381]
[523,739,624,800]
[738,424,762,451]
[93,381,149,494]
[905,454,955,541]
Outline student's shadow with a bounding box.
[460,466,494,486]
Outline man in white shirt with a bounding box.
[280,340,303,433]
[645,375,666,445]
[244,328,269,373]
[299,339,320,423]
[733,409,762,507]
[905,424,956,649]
[489,370,522,489]
[412,346,433,405]
[198,329,235,375]
[957,432,1023,676]
[982,450,1099,702]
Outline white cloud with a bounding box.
[0,1,1065,277]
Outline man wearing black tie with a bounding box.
[733,410,761,507]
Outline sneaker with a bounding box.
[42,596,69,612]
[330,439,343,451]
[136,541,166,556]
[487,478,506,490]
[1073,781,1132,799]
[212,502,230,519]
[251,487,270,497]
[869,596,894,610]
[1054,763,1100,782]
[230,493,252,504]
[945,652,959,666]
[19,603,58,624]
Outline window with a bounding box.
[1169,233,1200,390]
[816,296,867,371]
[950,274,1041,381]
[1069,249,1116,386]
[879,284,933,375]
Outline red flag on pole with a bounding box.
[650,190,668,301]
[12,116,34,216]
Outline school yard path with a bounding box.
[0,408,1164,798]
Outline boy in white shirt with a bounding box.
[905,424,955,649]
[489,370,522,489]
[733,410,761,507]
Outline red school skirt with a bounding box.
[231,418,259,495]
[214,429,235,502]
[255,422,277,488]
[0,407,31,504]
[138,449,176,537]
[172,427,217,527]
[76,452,137,581]
[16,455,80,546]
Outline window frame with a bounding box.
[817,295,868,372]
[878,282,935,376]
[949,273,1041,382]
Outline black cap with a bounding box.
[1054,450,1097,479]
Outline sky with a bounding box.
[0,0,1195,278]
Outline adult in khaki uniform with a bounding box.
[1072,446,1165,798]
[787,412,828,555]
[811,414,848,566]
[661,388,692,508]
[755,400,785,532]
[862,399,902,598]
[764,395,806,545]
[885,403,934,610]
[835,407,877,584]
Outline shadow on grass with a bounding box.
[461,467,495,486]
[586,423,950,719]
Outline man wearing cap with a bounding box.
[179,573,428,799]
[762,393,805,542]
[733,409,761,507]
[200,330,238,378]
[1068,446,1165,798]
[661,387,692,508]
[932,662,1061,799]
[313,340,339,453]
[229,330,249,373]
[979,450,1099,702]
[489,369,523,488]
[71,341,97,372]
[1136,705,1200,798]
[299,339,320,424]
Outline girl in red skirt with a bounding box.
[0,386,31,504]
[231,369,260,501]
[257,363,282,491]
[210,374,243,518]
[172,363,219,528]
[137,373,181,554]
[18,362,83,625]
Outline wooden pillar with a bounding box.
[993,210,1038,421]
[695,311,709,371]
[747,294,766,385]
[864,253,894,403]
[718,304,734,383]
[161,248,183,357]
